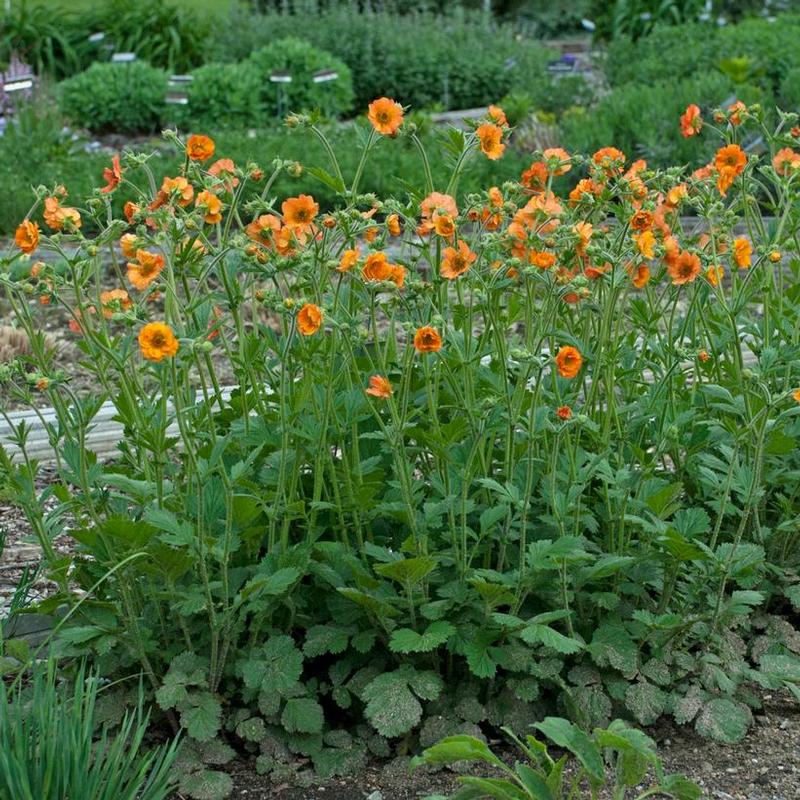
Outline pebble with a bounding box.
[366,792,383,800]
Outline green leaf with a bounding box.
[519,624,583,654]
[374,556,437,585]
[240,635,304,695]
[587,623,638,678]
[390,621,455,653]
[515,764,554,799]
[412,735,504,769]
[179,769,233,800]
[759,654,800,682]
[361,667,441,738]
[304,625,351,657]
[694,698,752,743]
[242,567,301,600]
[305,165,345,194]
[181,692,221,742]
[281,697,325,734]
[534,717,604,782]
[625,681,666,726]
[145,507,195,548]
[457,777,527,800]
[658,774,703,800]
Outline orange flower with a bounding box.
[728,101,746,125]
[124,201,139,224]
[15,219,39,254]
[630,210,654,232]
[714,144,747,196]
[680,104,702,138]
[246,213,281,246]
[120,233,139,259]
[186,134,215,161]
[592,147,626,175]
[160,176,194,207]
[387,264,406,289]
[338,247,360,272]
[698,349,710,363]
[476,123,505,160]
[556,405,572,420]
[101,154,123,194]
[521,161,548,193]
[433,213,456,238]
[631,263,650,288]
[139,322,178,362]
[732,237,752,269]
[668,250,701,285]
[414,325,442,353]
[706,265,724,287]
[528,250,556,270]
[665,183,688,209]
[196,190,223,224]
[386,213,402,236]
[127,249,165,290]
[793,388,800,403]
[43,196,81,230]
[419,192,458,235]
[773,147,800,176]
[543,147,571,175]
[634,230,656,260]
[440,240,477,279]
[366,375,392,399]
[208,158,239,191]
[488,104,508,127]
[362,252,393,282]
[368,97,404,136]
[555,345,583,379]
[282,194,318,232]
[574,221,593,254]
[297,303,323,335]
[100,288,132,318]
[569,178,601,205]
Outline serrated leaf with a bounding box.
[519,624,583,654]
[374,556,437,585]
[694,698,752,743]
[181,692,221,742]
[240,634,303,695]
[281,697,324,734]
[179,769,233,800]
[625,681,666,726]
[588,624,638,678]
[390,621,455,653]
[303,625,351,657]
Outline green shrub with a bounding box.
[210,8,556,112]
[0,661,179,800]
[560,73,764,168]
[779,66,800,111]
[246,38,354,119]
[58,62,167,134]
[185,62,265,130]
[74,0,210,74]
[604,15,800,99]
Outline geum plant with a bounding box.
[2,94,800,793]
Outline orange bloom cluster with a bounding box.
[127,249,165,290]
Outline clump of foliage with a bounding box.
[414,718,700,799]
[0,660,179,800]
[74,0,211,74]
[2,98,800,799]
[209,7,558,113]
[246,38,355,119]
[184,62,265,130]
[58,61,167,134]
